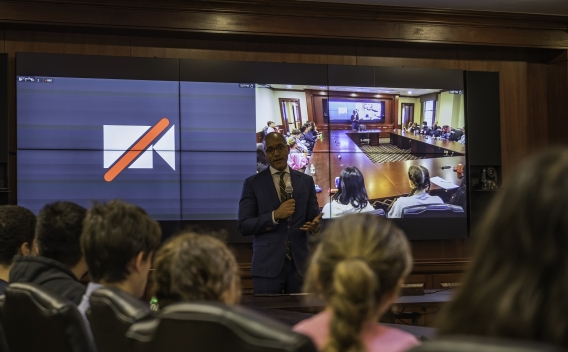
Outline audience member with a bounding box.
[458,127,466,144]
[153,232,240,309]
[405,121,413,132]
[292,129,310,154]
[432,120,440,131]
[437,148,568,349]
[351,110,360,131]
[294,213,418,352]
[300,125,315,151]
[304,123,317,141]
[256,143,268,173]
[287,139,309,172]
[409,122,420,133]
[265,121,276,134]
[10,201,87,304]
[322,166,375,219]
[309,121,319,139]
[420,121,430,135]
[0,205,36,295]
[79,200,161,315]
[388,165,443,218]
[440,125,452,139]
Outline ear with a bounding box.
[132,252,145,273]
[19,242,31,256]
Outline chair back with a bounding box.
[127,302,317,352]
[452,130,463,141]
[401,204,464,218]
[368,208,386,217]
[88,287,154,352]
[0,295,9,352]
[0,283,94,352]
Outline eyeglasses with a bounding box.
[265,144,287,155]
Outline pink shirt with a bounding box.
[293,311,420,352]
[287,149,309,170]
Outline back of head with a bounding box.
[36,201,86,268]
[304,214,412,352]
[0,205,36,266]
[81,200,161,283]
[408,165,430,194]
[438,148,568,348]
[300,126,307,133]
[153,232,240,308]
[333,166,369,210]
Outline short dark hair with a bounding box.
[300,126,307,133]
[0,205,36,266]
[36,201,86,268]
[333,167,370,210]
[81,200,162,283]
[267,121,274,126]
[291,129,301,136]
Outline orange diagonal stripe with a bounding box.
[104,118,170,182]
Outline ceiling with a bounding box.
[301,0,568,16]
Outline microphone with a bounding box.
[285,184,293,222]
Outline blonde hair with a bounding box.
[153,233,241,308]
[304,214,412,352]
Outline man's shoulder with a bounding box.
[244,168,270,184]
[290,169,314,184]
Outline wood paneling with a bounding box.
[547,52,568,146]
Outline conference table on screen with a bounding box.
[309,129,466,206]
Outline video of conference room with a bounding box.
[255,84,466,219]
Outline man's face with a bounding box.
[264,135,290,171]
[269,122,276,128]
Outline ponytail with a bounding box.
[324,258,377,352]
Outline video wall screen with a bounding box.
[16,54,469,240]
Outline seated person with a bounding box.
[437,148,568,349]
[265,121,276,135]
[300,125,315,151]
[405,121,413,132]
[309,121,319,139]
[409,122,420,133]
[78,200,161,316]
[10,201,88,304]
[431,120,441,131]
[256,143,268,173]
[153,232,240,308]
[387,165,444,218]
[448,173,466,211]
[0,205,36,295]
[321,166,375,219]
[287,138,309,172]
[293,213,419,352]
[440,125,452,139]
[420,121,430,135]
[458,127,466,144]
[291,129,309,154]
[304,123,317,141]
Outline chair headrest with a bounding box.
[402,204,464,218]
[89,286,154,324]
[127,301,316,352]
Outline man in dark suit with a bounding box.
[238,132,322,294]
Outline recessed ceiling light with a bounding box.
[286,85,292,88]
[408,91,413,95]
[351,93,357,97]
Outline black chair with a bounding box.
[409,335,566,352]
[88,287,155,352]
[127,302,317,352]
[0,283,95,352]
[401,204,465,218]
[0,295,9,352]
[451,129,463,142]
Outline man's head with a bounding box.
[263,132,289,171]
[0,205,36,267]
[300,126,307,134]
[35,201,87,269]
[81,200,161,298]
[292,129,301,137]
[267,121,275,128]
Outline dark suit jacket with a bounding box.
[238,168,320,278]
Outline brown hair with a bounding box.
[153,232,241,308]
[438,148,568,347]
[304,213,412,352]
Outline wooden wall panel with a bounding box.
[547,52,568,146]
[527,63,549,150]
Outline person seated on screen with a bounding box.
[300,125,315,151]
[293,213,419,352]
[153,232,241,309]
[309,121,319,139]
[0,205,36,295]
[458,126,466,144]
[287,138,309,172]
[405,121,414,132]
[420,121,431,135]
[78,200,161,319]
[409,122,420,133]
[10,201,88,305]
[440,125,452,140]
[351,110,360,131]
[304,123,318,141]
[448,173,466,211]
[387,165,444,218]
[291,129,310,154]
[321,166,376,219]
[432,120,441,131]
[257,143,268,173]
[436,148,568,349]
[265,121,277,135]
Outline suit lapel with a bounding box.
[259,168,281,209]
[289,169,302,201]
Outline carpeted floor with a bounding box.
[360,139,426,163]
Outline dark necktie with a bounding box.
[276,171,293,261]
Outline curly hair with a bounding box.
[0,205,36,266]
[153,232,241,308]
[304,214,412,352]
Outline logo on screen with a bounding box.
[103,118,175,182]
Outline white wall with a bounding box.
[437,91,464,128]
[255,88,310,132]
